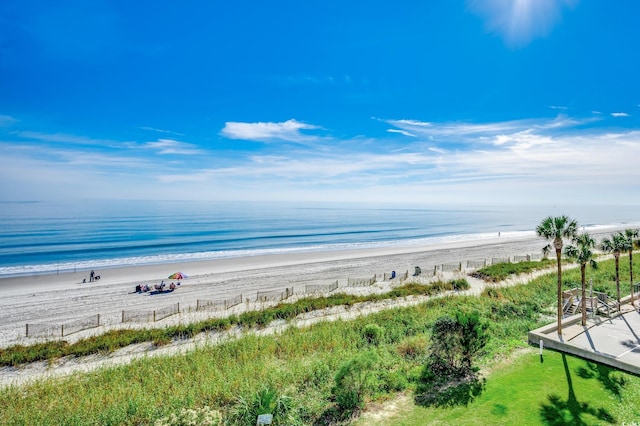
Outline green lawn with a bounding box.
[356,348,640,425]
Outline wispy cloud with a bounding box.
[2,113,639,204]
[220,119,320,143]
[384,114,589,145]
[387,129,416,137]
[468,0,578,47]
[140,126,185,136]
[143,139,204,155]
[0,115,18,126]
[611,112,630,117]
[15,131,118,146]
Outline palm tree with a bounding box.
[622,228,639,307]
[565,232,598,326]
[536,215,579,336]
[600,232,630,306]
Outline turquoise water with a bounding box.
[0,200,637,277]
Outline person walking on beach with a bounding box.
[90,270,95,282]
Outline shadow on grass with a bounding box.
[576,361,627,397]
[539,354,616,425]
[414,375,486,408]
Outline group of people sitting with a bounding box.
[135,281,180,293]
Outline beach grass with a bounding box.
[470,258,555,282]
[1,257,639,425]
[0,279,469,368]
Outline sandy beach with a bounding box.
[0,226,626,351]
[0,224,632,389]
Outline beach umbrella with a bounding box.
[168,272,188,280]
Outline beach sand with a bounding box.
[0,234,527,347]
[0,226,629,387]
[0,226,625,351]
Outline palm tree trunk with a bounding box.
[615,255,621,306]
[556,248,563,335]
[581,264,587,326]
[630,251,634,306]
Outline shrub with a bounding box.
[332,350,379,412]
[229,385,300,426]
[363,323,384,345]
[422,311,488,384]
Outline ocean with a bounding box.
[0,200,638,278]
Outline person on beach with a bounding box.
[90,270,95,282]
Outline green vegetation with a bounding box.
[0,279,469,368]
[0,257,638,425]
[415,311,488,407]
[355,349,637,425]
[471,258,555,282]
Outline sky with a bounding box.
[0,0,639,206]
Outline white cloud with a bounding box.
[143,139,204,155]
[2,113,640,205]
[468,0,578,47]
[0,115,18,126]
[140,126,185,136]
[611,112,630,117]
[15,131,117,146]
[387,129,416,137]
[385,114,587,144]
[220,119,320,142]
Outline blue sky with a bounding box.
[1,0,639,205]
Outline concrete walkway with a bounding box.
[529,295,640,376]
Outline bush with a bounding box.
[363,323,384,345]
[422,311,488,384]
[332,350,379,412]
[229,386,300,426]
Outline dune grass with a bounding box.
[471,258,556,282]
[0,256,638,425]
[0,279,469,368]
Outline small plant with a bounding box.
[154,406,222,426]
[362,323,384,345]
[229,385,299,425]
[482,287,504,299]
[396,335,429,360]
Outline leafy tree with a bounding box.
[426,311,488,380]
[536,215,579,335]
[565,232,598,326]
[622,229,639,306]
[601,232,630,306]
